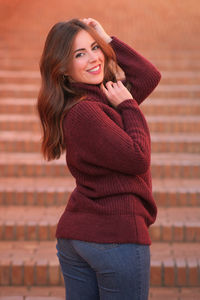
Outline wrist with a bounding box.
[102,35,112,44]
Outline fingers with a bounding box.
[106,81,123,91]
[101,81,124,93]
[82,18,97,27]
[105,81,114,90]
[117,80,124,87]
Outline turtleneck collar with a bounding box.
[70,81,111,106]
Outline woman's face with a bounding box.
[66,30,105,84]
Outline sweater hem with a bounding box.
[55,211,151,245]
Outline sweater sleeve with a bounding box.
[66,99,151,176]
[109,36,162,105]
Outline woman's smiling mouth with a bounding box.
[87,64,101,74]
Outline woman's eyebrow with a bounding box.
[74,41,97,53]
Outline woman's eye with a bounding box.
[75,52,84,58]
[93,45,100,50]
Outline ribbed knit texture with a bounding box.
[56,36,161,245]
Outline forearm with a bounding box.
[109,36,162,105]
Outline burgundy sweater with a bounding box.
[56,36,161,245]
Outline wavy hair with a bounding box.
[37,19,118,161]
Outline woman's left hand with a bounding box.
[81,18,112,43]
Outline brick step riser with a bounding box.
[1,77,200,85]
[3,287,200,299]
[0,165,199,178]
[1,140,200,153]
[0,90,200,99]
[0,191,70,206]
[150,263,200,287]
[149,226,200,243]
[0,261,64,287]
[141,106,200,115]
[1,105,200,116]
[0,223,200,243]
[0,261,199,287]
[0,191,199,207]
[0,78,41,84]
[1,121,200,133]
[0,106,36,115]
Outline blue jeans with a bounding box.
[56,239,150,300]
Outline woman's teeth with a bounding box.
[88,65,100,72]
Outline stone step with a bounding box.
[0,83,200,98]
[0,84,39,98]
[152,178,200,207]
[0,99,37,115]
[0,152,199,178]
[141,98,200,115]
[0,115,41,132]
[0,131,41,153]
[0,59,39,71]
[1,98,200,116]
[0,206,63,241]
[1,287,200,300]
[147,116,200,133]
[150,207,200,243]
[1,131,200,153]
[1,114,200,133]
[0,70,200,84]
[155,84,200,99]
[0,206,200,243]
[160,71,200,84]
[0,70,40,84]
[155,60,200,71]
[151,153,200,178]
[0,286,65,299]
[151,133,200,153]
[0,177,199,208]
[0,177,74,206]
[149,287,200,300]
[0,241,199,287]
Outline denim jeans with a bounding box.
[56,239,150,300]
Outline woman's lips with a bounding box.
[87,64,101,75]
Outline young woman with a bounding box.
[37,17,161,300]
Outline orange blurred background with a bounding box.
[0,0,199,54]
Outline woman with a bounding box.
[37,17,161,300]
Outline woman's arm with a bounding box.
[65,99,151,176]
[109,36,161,105]
[82,18,162,105]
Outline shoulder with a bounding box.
[63,100,105,129]
[67,100,102,118]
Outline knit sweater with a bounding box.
[55,36,161,245]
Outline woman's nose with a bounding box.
[88,51,98,62]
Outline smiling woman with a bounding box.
[66,30,105,84]
[37,17,161,300]
[37,19,118,161]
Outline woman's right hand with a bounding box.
[82,18,112,43]
[100,81,133,108]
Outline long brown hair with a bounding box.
[37,19,118,161]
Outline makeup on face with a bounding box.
[67,30,105,84]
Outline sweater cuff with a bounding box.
[116,99,138,112]
[109,36,134,55]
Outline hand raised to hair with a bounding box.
[100,81,133,108]
[81,18,112,43]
